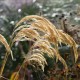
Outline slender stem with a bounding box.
[0,76,9,80]
[14,60,27,80]
[0,52,8,77]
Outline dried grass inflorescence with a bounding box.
[12,15,78,73]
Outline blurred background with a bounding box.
[0,0,80,43]
[0,0,80,80]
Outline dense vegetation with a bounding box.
[0,0,80,80]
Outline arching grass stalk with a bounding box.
[0,40,14,78]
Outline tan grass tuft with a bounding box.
[13,15,78,73]
[58,30,78,62]
[25,53,47,71]
[13,28,40,42]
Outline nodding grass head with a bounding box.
[12,15,78,73]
